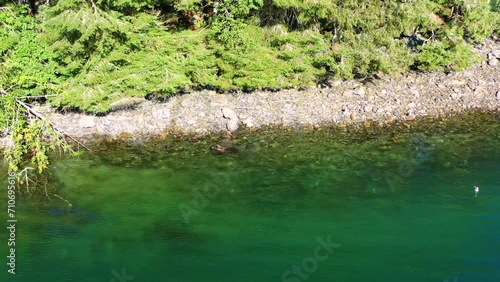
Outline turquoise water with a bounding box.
[1,114,499,282]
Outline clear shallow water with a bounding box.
[1,114,499,282]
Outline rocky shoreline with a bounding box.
[1,39,499,149]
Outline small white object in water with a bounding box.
[474,186,479,197]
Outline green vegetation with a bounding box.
[1,0,499,176]
[0,5,75,175]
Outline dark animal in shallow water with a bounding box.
[211,144,238,154]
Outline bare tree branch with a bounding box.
[0,84,17,96]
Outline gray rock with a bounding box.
[488,58,498,66]
[78,116,96,128]
[492,50,500,59]
[357,87,366,96]
[241,117,256,128]
[226,120,239,132]
[221,108,238,120]
[341,105,350,115]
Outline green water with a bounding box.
[1,114,499,282]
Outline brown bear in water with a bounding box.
[211,144,238,154]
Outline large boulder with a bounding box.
[221,108,240,132]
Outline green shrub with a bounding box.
[0,5,73,174]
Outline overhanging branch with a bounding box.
[15,99,92,153]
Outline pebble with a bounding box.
[357,87,366,96]
[221,108,238,120]
[474,86,487,95]
[226,120,239,132]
